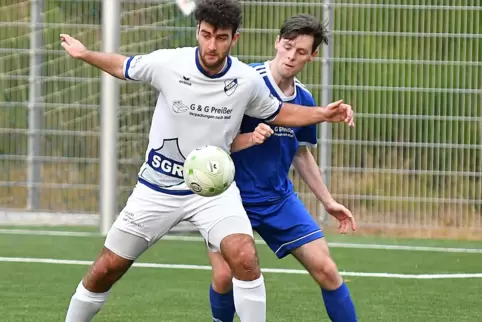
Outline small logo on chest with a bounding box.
[179,75,192,86]
[172,100,189,113]
[224,79,238,96]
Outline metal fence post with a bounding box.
[100,0,120,235]
[319,0,334,225]
[27,0,44,210]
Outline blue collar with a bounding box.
[195,47,232,79]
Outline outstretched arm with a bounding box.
[60,34,127,80]
[268,100,355,128]
[246,72,355,128]
[293,146,356,233]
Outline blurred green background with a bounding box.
[0,0,480,235]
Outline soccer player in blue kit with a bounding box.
[208,14,358,322]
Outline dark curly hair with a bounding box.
[279,14,329,53]
[194,0,243,35]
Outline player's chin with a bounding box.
[203,55,222,65]
[280,68,297,79]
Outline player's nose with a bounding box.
[207,38,216,51]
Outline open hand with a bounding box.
[249,123,274,145]
[323,100,355,127]
[325,201,357,234]
[60,34,88,59]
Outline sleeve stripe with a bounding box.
[263,101,282,121]
[124,56,135,80]
[298,142,317,147]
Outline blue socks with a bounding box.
[322,282,358,322]
[209,284,236,322]
[209,282,357,322]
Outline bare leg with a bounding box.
[291,238,357,321]
[291,238,342,290]
[208,251,236,321]
[65,227,148,322]
[220,234,265,322]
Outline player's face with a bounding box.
[197,21,240,74]
[273,34,318,78]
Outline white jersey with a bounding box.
[123,47,282,195]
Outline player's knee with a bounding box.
[83,247,133,293]
[234,242,260,280]
[221,234,261,281]
[310,256,342,289]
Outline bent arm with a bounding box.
[293,146,335,207]
[231,133,255,153]
[80,51,127,80]
[267,103,326,127]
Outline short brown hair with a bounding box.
[194,0,243,35]
[279,14,328,53]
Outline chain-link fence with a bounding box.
[1,1,481,237]
[328,2,482,237]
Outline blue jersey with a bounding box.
[232,61,318,205]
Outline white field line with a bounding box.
[1,228,482,254]
[0,229,100,237]
[1,256,482,279]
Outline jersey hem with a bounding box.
[241,190,295,206]
[138,177,194,196]
[274,230,323,259]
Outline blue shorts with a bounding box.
[244,193,323,259]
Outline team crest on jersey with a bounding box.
[146,139,186,186]
[224,79,238,96]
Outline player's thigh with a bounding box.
[185,182,254,252]
[107,183,184,260]
[251,193,323,259]
[291,237,332,269]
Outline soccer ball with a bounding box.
[183,145,235,197]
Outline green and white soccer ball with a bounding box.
[183,145,235,197]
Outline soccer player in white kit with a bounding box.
[60,0,354,321]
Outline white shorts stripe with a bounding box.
[274,230,322,255]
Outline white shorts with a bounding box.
[105,181,253,259]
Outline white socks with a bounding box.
[65,281,110,322]
[64,276,266,322]
[232,274,266,322]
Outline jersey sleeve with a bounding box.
[245,73,282,121]
[296,96,318,146]
[122,48,177,84]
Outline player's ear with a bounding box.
[231,32,240,46]
[195,24,200,41]
[309,49,319,62]
[274,35,280,50]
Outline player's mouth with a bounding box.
[284,63,294,69]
